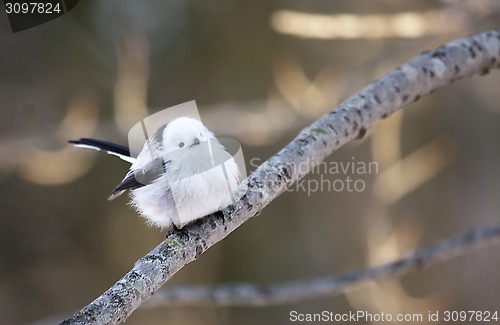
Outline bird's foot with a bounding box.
[165,224,190,239]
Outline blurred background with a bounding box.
[1,0,500,324]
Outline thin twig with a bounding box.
[61,29,500,325]
[143,223,500,307]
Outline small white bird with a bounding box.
[70,117,239,232]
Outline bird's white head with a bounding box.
[161,117,215,154]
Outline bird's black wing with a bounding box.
[69,138,134,163]
[107,157,170,200]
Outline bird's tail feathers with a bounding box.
[69,138,135,163]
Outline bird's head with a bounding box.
[161,117,215,155]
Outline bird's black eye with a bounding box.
[178,141,185,148]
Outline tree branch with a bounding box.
[141,223,500,307]
[61,29,500,324]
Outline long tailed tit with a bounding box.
[70,117,239,232]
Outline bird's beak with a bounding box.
[190,137,200,147]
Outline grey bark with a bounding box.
[61,29,500,324]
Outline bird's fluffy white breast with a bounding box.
[131,157,239,229]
